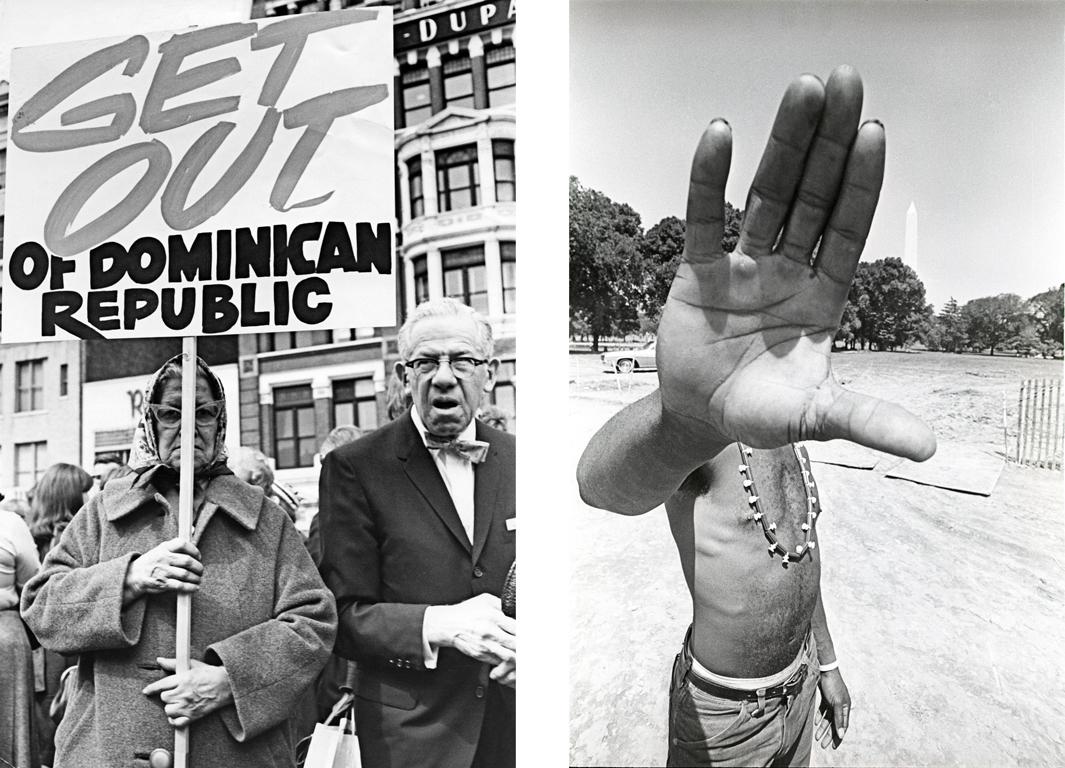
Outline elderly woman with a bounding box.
[21,354,337,768]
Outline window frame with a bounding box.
[407,156,424,220]
[94,448,131,466]
[332,377,379,431]
[442,55,475,110]
[16,359,45,412]
[435,145,480,212]
[272,384,317,470]
[442,245,488,314]
[258,331,332,353]
[501,241,516,314]
[15,441,47,490]
[485,44,516,107]
[489,359,516,427]
[400,65,432,127]
[413,255,430,305]
[493,139,515,203]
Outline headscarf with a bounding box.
[127,353,232,478]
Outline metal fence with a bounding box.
[1012,378,1063,470]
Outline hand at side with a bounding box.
[814,667,851,749]
[142,657,233,727]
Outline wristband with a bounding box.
[818,660,839,673]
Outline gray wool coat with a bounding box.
[21,470,337,768]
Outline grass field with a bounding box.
[568,350,1064,767]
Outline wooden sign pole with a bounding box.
[175,336,197,768]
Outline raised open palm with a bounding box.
[657,66,935,462]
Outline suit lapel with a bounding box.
[471,422,501,565]
[396,413,471,553]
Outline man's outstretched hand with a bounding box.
[577,66,934,515]
[657,65,935,462]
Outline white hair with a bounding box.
[397,297,494,360]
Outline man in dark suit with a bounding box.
[318,297,516,768]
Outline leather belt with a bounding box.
[686,663,808,701]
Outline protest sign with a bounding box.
[2,8,395,342]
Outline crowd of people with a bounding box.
[1,297,515,768]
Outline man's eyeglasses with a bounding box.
[147,400,225,427]
[404,356,488,379]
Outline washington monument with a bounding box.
[904,200,918,270]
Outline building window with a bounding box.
[442,245,488,314]
[501,241,516,313]
[273,385,316,469]
[413,256,430,305]
[16,359,44,412]
[442,55,474,109]
[436,145,479,212]
[0,147,6,191]
[264,0,319,15]
[59,363,69,397]
[401,66,432,127]
[490,360,516,424]
[258,331,332,353]
[15,441,47,489]
[486,44,516,107]
[347,328,381,341]
[408,156,424,219]
[333,378,378,430]
[493,140,515,203]
[95,448,131,466]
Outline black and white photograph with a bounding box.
[569,1,1064,766]
[0,1,517,767]
[0,0,1063,766]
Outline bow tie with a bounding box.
[424,433,490,464]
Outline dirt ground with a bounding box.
[568,351,1065,767]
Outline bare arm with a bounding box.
[812,589,850,749]
[811,590,837,667]
[577,390,729,515]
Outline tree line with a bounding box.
[570,176,1063,357]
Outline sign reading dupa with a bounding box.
[2,8,395,342]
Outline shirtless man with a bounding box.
[577,66,936,766]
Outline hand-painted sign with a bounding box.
[3,8,395,342]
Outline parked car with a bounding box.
[602,341,657,373]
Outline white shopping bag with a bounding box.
[302,708,361,768]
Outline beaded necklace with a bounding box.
[736,442,822,568]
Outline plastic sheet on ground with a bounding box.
[804,439,886,469]
[880,441,1005,496]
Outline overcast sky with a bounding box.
[570,0,1065,311]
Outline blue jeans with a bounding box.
[667,630,819,767]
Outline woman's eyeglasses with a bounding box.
[147,400,224,427]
